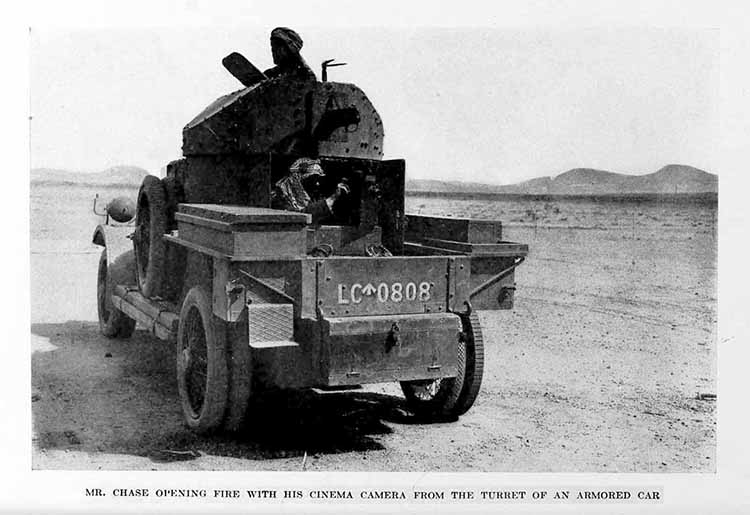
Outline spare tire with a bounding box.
[134,175,167,297]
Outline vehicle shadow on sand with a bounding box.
[31,321,442,466]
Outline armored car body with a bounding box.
[93,44,527,432]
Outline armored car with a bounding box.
[93,45,528,432]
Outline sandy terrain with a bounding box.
[30,185,716,471]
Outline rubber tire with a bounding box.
[222,319,253,432]
[400,312,485,418]
[160,175,187,300]
[176,286,229,433]
[96,249,136,338]
[162,175,185,231]
[134,175,167,297]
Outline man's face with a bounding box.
[271,38,292,66]
[301,173,322,196]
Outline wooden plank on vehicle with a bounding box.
[113,295,178,342]
[423,238,529,256]
[405,214,502,243]
[402,242,462,256]
[112,285,179,339]
[178,204,310,225]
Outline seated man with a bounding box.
[272,158,392,257]
[271,157,350,225]
[264,27,316,81]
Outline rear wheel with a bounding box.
[134,175,167,297]
[222,319,253,432]
[96,249,136,338]
[400,312,484,418]
[176,286,229,432]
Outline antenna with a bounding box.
[321,59,347,81]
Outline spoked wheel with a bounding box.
[176,286,229,433]
[96,249,136,338]
[134,175,167,297]
[400,312,484,419]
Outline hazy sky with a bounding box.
[30,26,718,184]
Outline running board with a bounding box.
[112,285,179,342]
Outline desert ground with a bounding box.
[30,184,716,471]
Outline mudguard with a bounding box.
[92,224,137,287]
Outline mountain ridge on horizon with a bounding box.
[30,163,717,195]
[30,165,153,187]
[407,164,717,195]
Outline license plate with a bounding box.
[336,280,433,305]
[317,257,449,316]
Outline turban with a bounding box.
[271,27,303,54]
[289,157,324,178]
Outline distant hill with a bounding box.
[32,163,717,195]
[407,164,717,195]
[31,166,151,187]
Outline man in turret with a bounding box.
[271,157,350,225]
[264,27,316,81]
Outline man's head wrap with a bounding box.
[273,157,324,212]
[289,157,324,179]
[271,27,303,54]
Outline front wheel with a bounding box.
[97,249,136,338]
[400,312,484,418]
[176,286,229,433]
